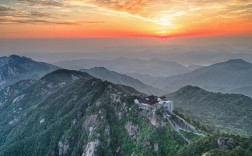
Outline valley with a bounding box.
[1,1,252,155]
[0,55,251,156]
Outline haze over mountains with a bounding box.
[56,57,202,77]
[0,54,252,155]
[2,37,252,64]
[0,55,59,89]
[151,59,252,97]
[1,54,252,98]
[81,67,165,95]
[2,54,251,97]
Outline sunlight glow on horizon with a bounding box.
[0,0,252,38]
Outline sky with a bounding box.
[1,36,252,64]
[0,0,252,65]
[0,0,252,38]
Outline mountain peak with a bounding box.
[81,67,110,73]
[225,59,251,65]
[180,85,202,91]
[9,54,22,58]
[91,67,108,71]
[8,55,31,63]
[41,69,92,82]
[170,85,206,95]
[213,59,252,69]
[0,55,59,89]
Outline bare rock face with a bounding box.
[82,140,100,156]
[154,143,159,152]
[82,115,97,131]
[149,114,162,128]
[116,147,121,154]
[125,121,139,136]
[110,93,122,104]
[118,112,122,120]
[149,115,158,127]
[202,153,211,156]
[39,118,45,124]
[104,126,111,144]
[12,94,25,103]
[71,119,77,126]
[58,140,69,156]
[131,152,136,156]
[148,111,165,128]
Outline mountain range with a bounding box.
[81,67,165,95]
[55,57,202,77]
[0,69,188,155]
[0,69,251,156]
[131,59,252,97]
[126,72,166,87]
[0,55,252,155]
[0,55,59,89]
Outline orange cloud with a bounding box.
[0,0,252,38]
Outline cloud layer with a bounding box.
[0,0,252,37]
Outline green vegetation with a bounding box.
[167,85,252,136]
[178,134,252,156]
[179,130,201,142]
[0,79,36,104]
[0,70,186,156]
[82,67,164,95]
[0,70,252,156]
[0,55,59,89]
[155,108,165,117]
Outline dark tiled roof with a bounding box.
[138,95,158,105]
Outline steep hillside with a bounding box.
[167,86,252,136]
[0,56,8,68]
[0,69,187,156]
[0,55,59,89]
[0,79,36,106]
[179,134,252,156]
[157,59,252,96]
[81,67,165,95]
[0,69,93,147]
[0,69,251,156]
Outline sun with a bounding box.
[161,37,167,40]
[156,17,172,26]
[151,15,176,37]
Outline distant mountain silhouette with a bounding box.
[0,65,251,155]
[154,59,252,96]
[55,57,202,77]
[81,67,165,95]
[0,55,59,89]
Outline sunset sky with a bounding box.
[0,0,252,38]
